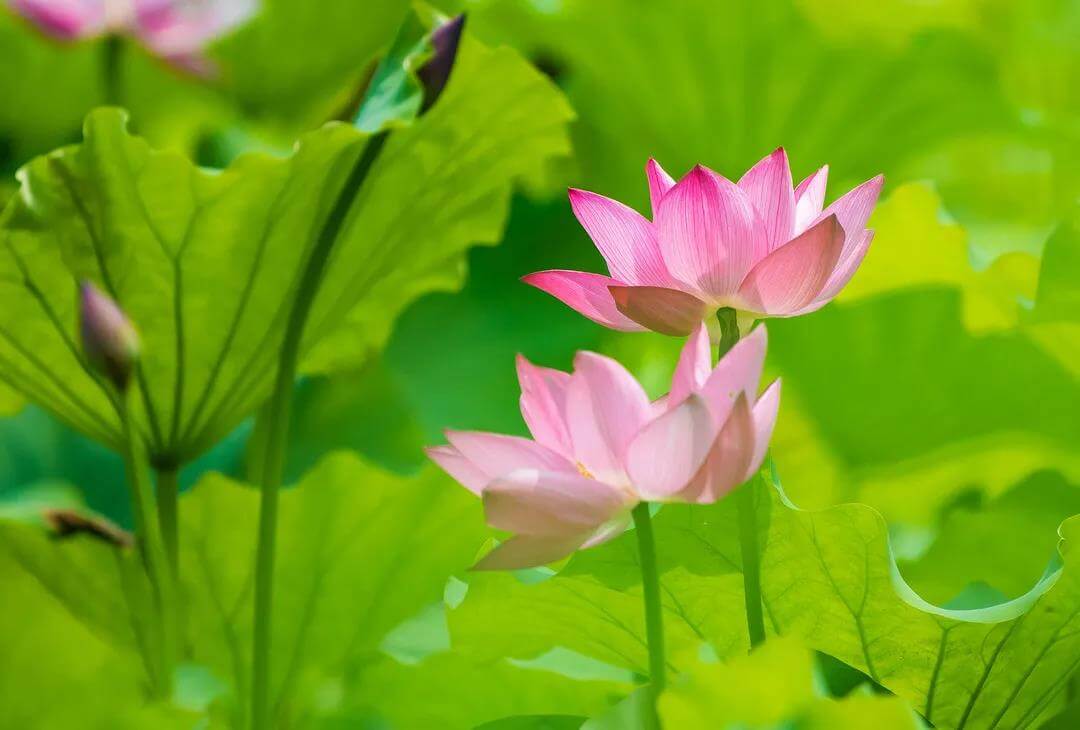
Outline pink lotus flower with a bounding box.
[427,324,780,570]
[9,0,256,73]
[524,150,883,335]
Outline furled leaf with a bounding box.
[0,31,571,464]
[449,473,1080,729]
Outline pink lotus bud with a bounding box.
[79,280,140,391]
[426,322,779,571]
[524,151,883,335]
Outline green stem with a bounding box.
[156,466,180,580]
[120,391,175,696]
[102,35,123,106]
[250,131,389,730]
[632,503,665,730]
[715,307,766,650]
[737,479,767,649]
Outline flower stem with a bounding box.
[715,307,766,650]
[250,130,388,730]
[736,478,766,649]
[156,466,180,580]
[120,391,175,696]
[632,502,665,729]
[102,35,123,106]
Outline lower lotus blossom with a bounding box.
[9,0,257,73]
[524,149,883,336]
[426,323,780,570]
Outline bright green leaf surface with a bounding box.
[0,33,571,464]
[659,638,921,729]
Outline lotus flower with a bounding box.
[8,0,257,73]
[426,324,780,570]
[524,149,883,336]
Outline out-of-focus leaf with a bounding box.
[837,183,1039,333]
[210,0,410,126]
[900,471,1080,605]
[450,473,1080,730]
[766,286,1080,519]
[659,638,921,729]
[325,653,624,729]
[0,31,571,464]
[0,549,192,728]
[464,0,1012,208]
[0,10,98,165]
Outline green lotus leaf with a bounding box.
[0,31,571,464]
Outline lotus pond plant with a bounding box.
[0,2,1077,730]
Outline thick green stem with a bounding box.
[156,466,180,580]
[715,307,766,650]
[737,478,767,649]
[120,392,175,696]
[632,503,665,730]
[250,131,389,730]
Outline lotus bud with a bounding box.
[79,280,140,391]
[417,14,465,113]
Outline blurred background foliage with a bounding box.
[0,0,1078,726]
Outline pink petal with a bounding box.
[656,165,765,301]
[446,431,575,484]
[794,165,829,234]
[626,394,716,501]
[814,175,884,251]
[812,229,876,306]
[472,532,590,571]
[482,469,629,535]
[746,379,781,481]
[669,322,712,406]
[12,0,104,39]
[609,285,710,336]
[566,352,653,484]
[426,445,489,495]
[523,270,646,332]
[675,394,756,504]
[568,189,672,286]
[646,158,676,219]
[517,355,573,458]
[735,215,845,315]
[698,325,768,425]
[738,148,795,254]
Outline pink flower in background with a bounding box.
[525,149,883,336]
[8,0,256,73]
[426,323,780,570]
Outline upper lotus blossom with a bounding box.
[9,0,257,73]
[524,149,883,336]
[426,323,780,570]
[79,280,140,391]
